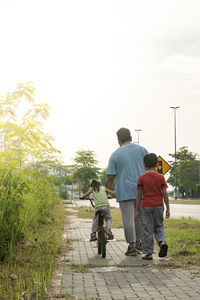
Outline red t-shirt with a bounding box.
[137,172,168,208]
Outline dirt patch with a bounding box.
[148,262,200,273]
[173,250,196,256]
[146,262,182,270]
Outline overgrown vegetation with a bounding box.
[0,202,64,299]
[0,83,66,298]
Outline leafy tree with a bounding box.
[167,146,197,196]
[72,150,100,193]
[177,159,199,198]
[0,82,59,169]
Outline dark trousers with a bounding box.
[141,206,165,254]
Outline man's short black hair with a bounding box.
[143,153,158,168]
[116,128,131,144]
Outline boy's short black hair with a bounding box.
[143,153,158,168]
[116,128,131,143]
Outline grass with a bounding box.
[0,201,65,299]
[73,205,200,267]
[74,206,123,228]
[164,217,200,266]
[169,199,200,204]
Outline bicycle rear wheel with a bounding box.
[97,241,101,254]
[100,227,106,258]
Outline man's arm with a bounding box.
[135,190,142,220]
[105,187,115,198]
[105,174,116,189]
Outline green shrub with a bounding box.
[59,188,69,199]
[0,165,61,260]
[0,169,27,259]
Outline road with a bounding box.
[169,203,200,219]
[74,199,200,220]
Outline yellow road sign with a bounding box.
[157,155,171,175]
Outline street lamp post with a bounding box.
[170,106,180,200]
[135,129,142,145]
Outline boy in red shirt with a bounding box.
[135,153,170,260]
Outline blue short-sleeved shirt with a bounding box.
[106,143,148,202]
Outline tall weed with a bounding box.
[0,163,60,260]
[0,83,62,261]
[0,167,27,259]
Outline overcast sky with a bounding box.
[0,0,200,168]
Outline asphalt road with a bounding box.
[75,199,200,220]
[169,203,200,219]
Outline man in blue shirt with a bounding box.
[106,128,148,256]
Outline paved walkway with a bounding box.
[51,201,200,300]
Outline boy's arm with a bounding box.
[105,187,115,197]
[80,189,92,199]
[135,190,142,220]
[162,188,170,218]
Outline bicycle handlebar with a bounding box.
[79,197,95,207]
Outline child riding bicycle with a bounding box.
[80,179,115,241]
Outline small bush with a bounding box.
[59,188,69,199]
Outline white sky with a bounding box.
[0,0,200,168]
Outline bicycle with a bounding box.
[79,196,109,258]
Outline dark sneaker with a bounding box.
[142,253,153,260]
[135,241,142,251]
[90,232,97,241]
[159,242,168,257]
[105,228,114,240]
[125,246,137,256]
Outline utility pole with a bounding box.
[170,106,180,200]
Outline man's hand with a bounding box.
[135,210,139,221]
[110,192,115,198]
